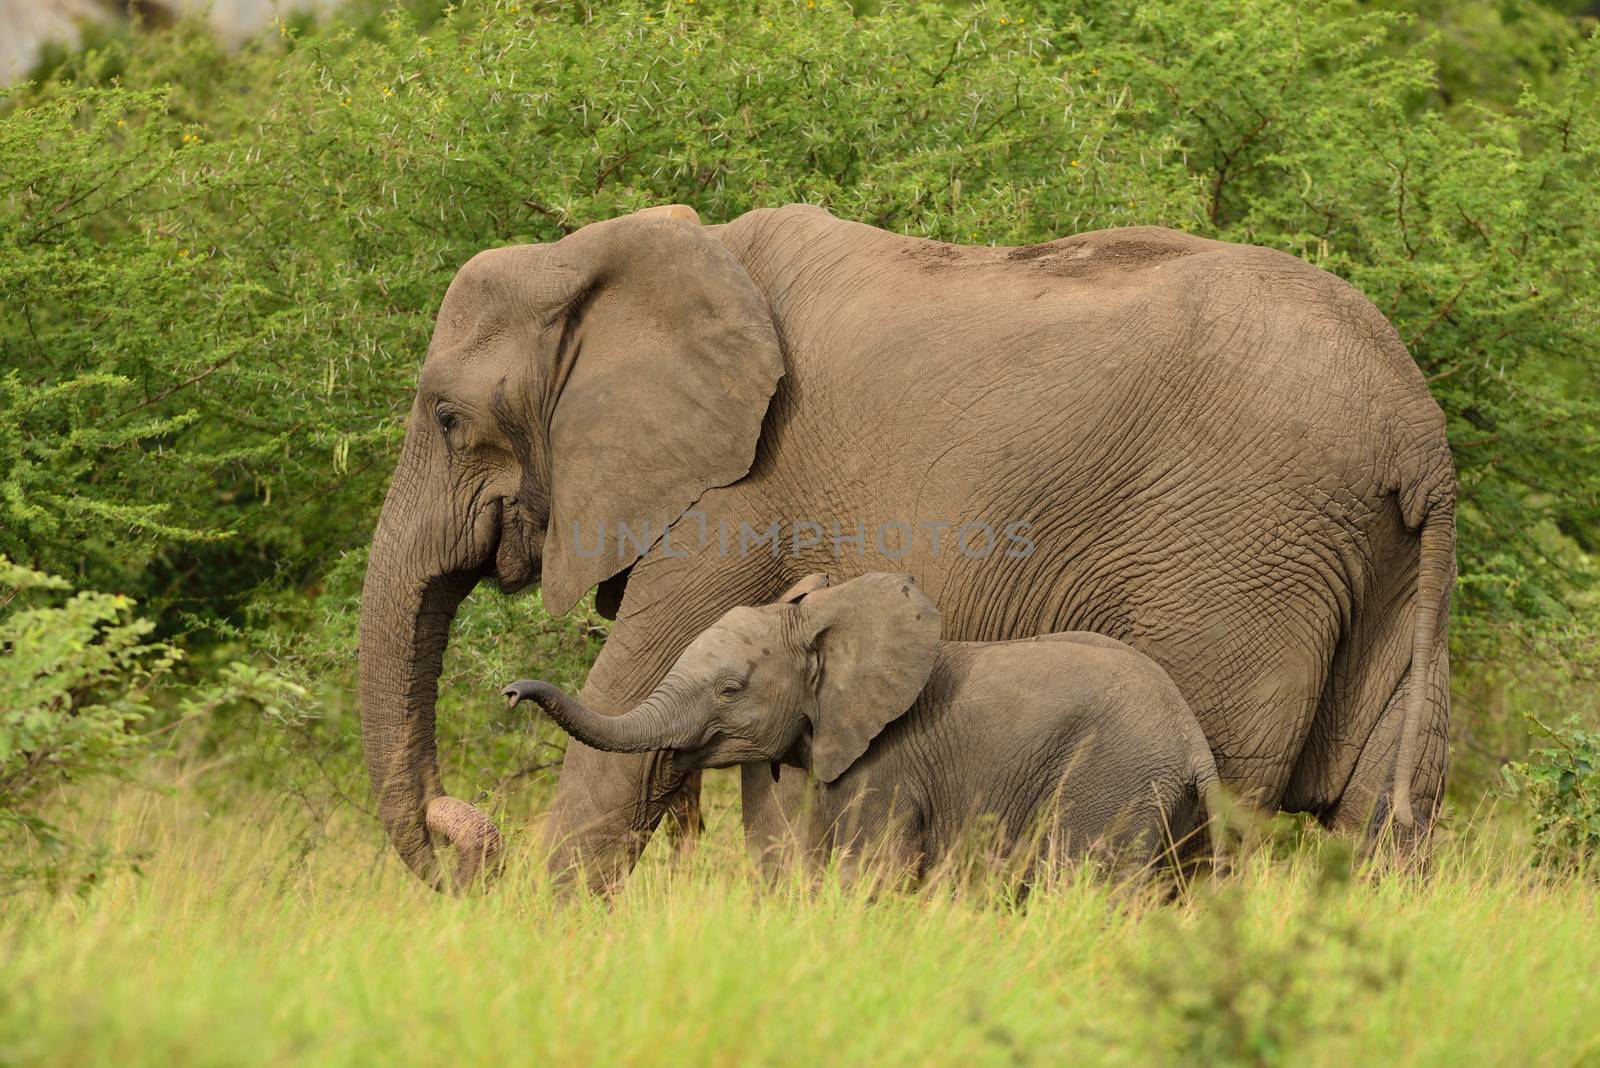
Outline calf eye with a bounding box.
[717,678,744,699]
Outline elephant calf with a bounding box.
[504,573,1219,884]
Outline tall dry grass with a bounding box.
[2,767,1597,1067]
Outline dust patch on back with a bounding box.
[902,230,1202,278]
[903,240,967,271]
[1005,236,1199,278]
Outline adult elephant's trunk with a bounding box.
[358,459,502,892]
[506,680,700,755]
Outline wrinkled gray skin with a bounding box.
[358,203,1454,892]
[505,573,1221,881]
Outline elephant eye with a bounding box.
[716,677,745,700]
[436,406,460,434]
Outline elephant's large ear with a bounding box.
[535,209,784,615]
[798,573,942,783]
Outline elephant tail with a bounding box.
[1390,496,1456,832]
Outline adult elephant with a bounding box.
[358,203,1455,892]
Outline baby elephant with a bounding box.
[505,572,1219,884]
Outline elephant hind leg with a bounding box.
[1324,630,1450,853]
[1287,503,1451,851]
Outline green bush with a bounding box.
[0,553,323,891]
[1502,713,1600,872]
[1124,844,1400,1066]
[0,557,172,889]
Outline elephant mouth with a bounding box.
[496,562,539,595]
[492,502,543,594]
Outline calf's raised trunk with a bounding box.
[507,679,699,755]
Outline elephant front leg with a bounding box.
[540,616,703,892]
[823,785,927,892]
[544,733,684,893]
[740,763,823,877]
[540,498,782,891]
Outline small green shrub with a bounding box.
[0,556,318,892]
[1502,713,1600,871]
[0,557,174,891]
[1122,841,1401,1066]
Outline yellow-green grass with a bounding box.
[2,772,1597,1067]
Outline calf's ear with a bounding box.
[797,573,941,783]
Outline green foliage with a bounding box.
[0,554,329,892]
[0,89,230,584]
[1372,0,1593,114]
[0,370,215,579]
[6,1,1596,630]
[1502,713,1600,871]
[0,557,172,889]
[1122,830,1398,1066]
